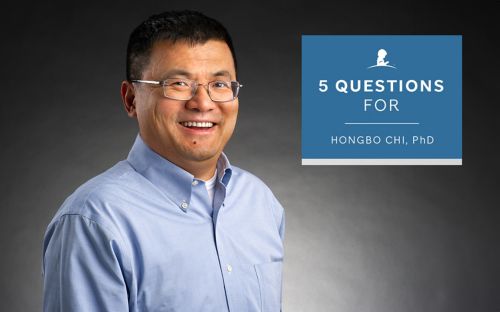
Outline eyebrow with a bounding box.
[159,69,233,80]
[159,69,191,80]
[212,70,232,79]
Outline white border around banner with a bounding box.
[302,159,462,165]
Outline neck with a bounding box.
[140,131,223,180]
[175,157,217,181]
[161,150,218,181]
[143,139,219,181]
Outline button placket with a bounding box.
[214,217,237,310]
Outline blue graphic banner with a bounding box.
[301,35,462,165]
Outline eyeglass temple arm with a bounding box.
[130,80,162,85]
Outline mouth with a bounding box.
[179,121,217,131]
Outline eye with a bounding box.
[165,78,192,90]
[167,79,189,87]
[212,81,230,89]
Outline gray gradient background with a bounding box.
[1,1,499,311]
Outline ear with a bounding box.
[121,80,137,117]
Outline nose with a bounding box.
[185,84,217,112]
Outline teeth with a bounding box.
[181,121,214,128]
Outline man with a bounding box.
[42,10,285,312]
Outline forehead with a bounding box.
[144,39,236,79]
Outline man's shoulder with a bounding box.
[229,165,285,236]
[50,160,140,224]
[229,165,282,208]
[230,165,271,190]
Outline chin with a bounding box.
[186,152,219,162]
[179,145,220,162]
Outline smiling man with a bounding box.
[42,11,285,312]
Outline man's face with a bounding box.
[132,40,238,168]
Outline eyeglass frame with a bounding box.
[130,78,243,102]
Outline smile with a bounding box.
[180,121,216,128]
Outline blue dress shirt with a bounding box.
[43,135,285,312]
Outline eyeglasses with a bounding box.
[131,78,243,102]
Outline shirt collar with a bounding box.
[126,134,232,211]
[217,151,232,187]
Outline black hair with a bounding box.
[126,10,237,80]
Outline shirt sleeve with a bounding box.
[279,209,285,243]
[42,214,129,312]
[270,193,285,244]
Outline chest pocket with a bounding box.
[254,261,283,312]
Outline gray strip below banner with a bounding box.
[301,159,462,165]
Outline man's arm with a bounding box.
[270,193,285,244]
[42,214,130,312]
[279,209,285,243]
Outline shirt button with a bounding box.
[192,180,198,186]
[181,202,189,209]
[227,264,233,272]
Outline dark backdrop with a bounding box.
[1,1,498,311]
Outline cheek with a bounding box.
[224,99,238,116]
[222,104,239,135]
[152,101,179,125]
[135,97,179,135]
[135,92,157,124]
